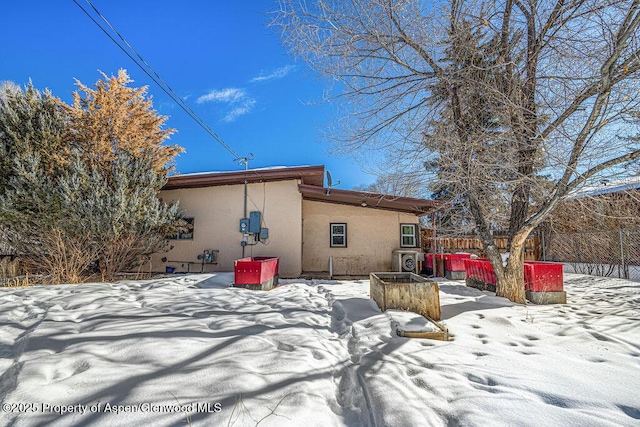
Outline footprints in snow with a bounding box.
[466,372,504,394]
[277,342,295,352]
[73,359,91,375]
[475,333,489,345]
[473,324,542,350]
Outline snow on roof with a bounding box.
[170,165,310,177]
[567,175,640,200]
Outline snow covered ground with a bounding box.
[562,262,640,282]
[0,273,639,426]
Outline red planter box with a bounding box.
[444,253,472,272]
[474,259,495,285]
[426,253,443,269]
[464,260,563,290]
[463,259,474,280]
[234,257,279,288]
[444,253,472,279]
[524,262,564,292]
[464,258,494,288]
[464,258,565,303]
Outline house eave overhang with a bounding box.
[163,165,325,190]
[298,184,443,216]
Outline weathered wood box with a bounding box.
[370,272,441,320]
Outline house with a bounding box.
[151,165,442,277]
[542,175,640,270]
[550,175,640,232]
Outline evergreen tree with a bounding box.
[59,152,180,280]
[64,69,183,175]
[0,74,182,283]
[424,20,504,235]
[0,151,179,283]
[0,81,68,192]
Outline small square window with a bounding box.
[400,224,418,248]
[169,217,195,240]
[330,223,347,247]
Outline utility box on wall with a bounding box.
[197,249,218,264]
[249,211,262,233]
[259,228,269,240]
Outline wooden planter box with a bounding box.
[370,272,441,320]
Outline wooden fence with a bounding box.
[421,229,541,261]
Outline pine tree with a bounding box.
[0,74,183,283]
[425,20,504,235]
[0,81,68,192]
[64,69,183,175]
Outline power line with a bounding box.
[74,0,279,251]
[73,0,243,161]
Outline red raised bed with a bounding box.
[444,253,471,272]
[464,259,565,304]
[464,259,495,291]
[426,253,443,269]
[463,259,474,281]
[524,262,564,292]
[425,253,446,276]
[524,261,566,304]
[444,253,472,280]
[234,257,279,290]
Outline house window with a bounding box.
[169,217,195,240]
[330,223,347,247]
[400,224,418,248]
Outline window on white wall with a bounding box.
[330,223,347,247]
[400,223,418,248]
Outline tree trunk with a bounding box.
[495,230,530,304]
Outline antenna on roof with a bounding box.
[326,170,341,195]
[234,153,254,171]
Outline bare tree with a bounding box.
[275,0,640,302]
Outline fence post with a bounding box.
[619,228,626,279]
[432,213,437,277]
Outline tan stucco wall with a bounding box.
[151,180,302,277]
[302,200,421,275]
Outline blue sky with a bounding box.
[0,1,376,189]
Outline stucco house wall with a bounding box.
[302,199,420,275]
[151,180,303,277]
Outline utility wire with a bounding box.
[73,0,243,161]
[74,0,281,244]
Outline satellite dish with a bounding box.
[326,171,340,188]
[326,171,340,196]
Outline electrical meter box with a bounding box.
[239,218,249,233]
[259,228,269,240]
[249,211,262,233]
